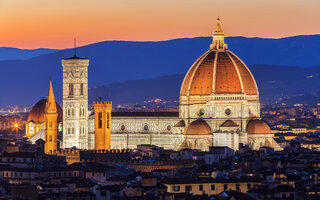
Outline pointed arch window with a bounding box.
[69,83,74,96]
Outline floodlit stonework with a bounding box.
[62,55,89,149]
[26,18,281,152]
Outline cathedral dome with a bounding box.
[28,97,63,122]
[184,119,211,135]
[247,119,272,134]
[180,18,258,97]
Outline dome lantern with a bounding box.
[210,17,228,51]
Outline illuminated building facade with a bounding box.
[26,18,281,151]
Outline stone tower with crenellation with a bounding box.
[94,101,112,150]
[62,53,89,149]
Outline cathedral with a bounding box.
[26,18,281,152]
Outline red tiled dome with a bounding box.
[180,50,258,96]
[247,119,272,134]
[28,98,63,122]
[180,18,258,97]
[184,119,211,135]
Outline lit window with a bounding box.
[173,186,180,191]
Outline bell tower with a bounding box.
[94,101,112,150]
[62,47,89,149]
[44,80,58,154]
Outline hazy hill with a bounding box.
[0,47,57,61]
[1,35,320,105]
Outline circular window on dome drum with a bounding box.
[198,108,205,116]
[225,108,232,116]
[167,125,172,131]
[144,125,149,131]
[120,125,125,131]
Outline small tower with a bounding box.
[44,80,58,154]
[62,43,89,149]
[93,101,112,150]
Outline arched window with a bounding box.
[72,127,74,134]
[68,127,70,135]
[67,108,70,116]
[72,108,74,116]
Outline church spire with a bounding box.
[210,17,228,50]
[45,79,57,113]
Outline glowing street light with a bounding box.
[10,119,22,133]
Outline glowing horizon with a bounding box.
[0,0,319,49]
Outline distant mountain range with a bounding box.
[1,35,320,106]
[0,47,57,61]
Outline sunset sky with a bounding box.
[0,0,319,49]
